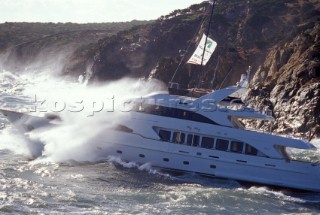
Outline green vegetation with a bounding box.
[179,14,201,22]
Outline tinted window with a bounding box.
[172,132,185,144]
[193,135,200,147]
[216,139,229,151]
[245,144,258,156]
[159,130,171,141]
[136,104,219,125]
[186,134,200,146]
[186,134,193,146]
[231,141,244,153]
[201,137,215,149]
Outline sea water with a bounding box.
[0,70,320,214]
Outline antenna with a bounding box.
[197,0,216,88]
[169,3,210,86]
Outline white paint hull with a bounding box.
[94,129,320,192]
[2,107,320,192]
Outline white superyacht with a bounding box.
[1,1,320,192]
[1,71,320,192]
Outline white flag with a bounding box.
[187,34,217,66]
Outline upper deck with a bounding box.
[128,85,274,128]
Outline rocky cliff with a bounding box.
[0,0,319,137]
[90,0,320,137]
[0,21,151,76]
[92,1,319,85]
[247,23,320,137]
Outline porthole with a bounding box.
[163,158,169,162]
[210,165,216,169]
[116,150,122,154]
[183,161,189,165]
[139,154,145,158]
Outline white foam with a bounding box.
[0,70,166,163]
[0,129,43,158]
[311,138,320,149]
[106,155,173,179]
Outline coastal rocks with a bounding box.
[247,23,320,138]
[0,21,151,77]
[91,7,205,82]
[0,1,319,138]
[90,0,320,138]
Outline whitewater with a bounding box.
[1,70,320,214]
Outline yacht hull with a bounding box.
[94,130,320,193]
[0,109,59,132]
[2,109,320,192]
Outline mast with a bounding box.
[168,1,216,95]
[197,0,216,88]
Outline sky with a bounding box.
[0,0,205,23]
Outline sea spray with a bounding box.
[311,138,320,148]
[0,71,166,162]
[0,129,43,158]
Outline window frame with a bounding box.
[201,136,215,149]
[215,139,229,151]
[172,131,185,144]
[158,129,171,142]
[230,141,244,153]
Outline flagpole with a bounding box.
[197,0,215,88]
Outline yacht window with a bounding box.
[183,161,189,165]
[257,151,268,157]
[186,134,200,146]
[231,141,244,153]
[274,145,290,161]
[245,144,258,156]
[159,130,171,141]
[193,135,200,147]
[136,104,220,125]
[186,134,192,146]
[201,137,215,149]
[172,132,185,144]
[216,139,229,151]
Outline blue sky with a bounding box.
[0,0,205,23]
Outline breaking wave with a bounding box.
[0,70,166,163]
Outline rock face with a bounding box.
[0,1,319,137]
[0,21,152,77]
[90,0,320,137]
[247,23,320,137]
[91,5,205,83]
